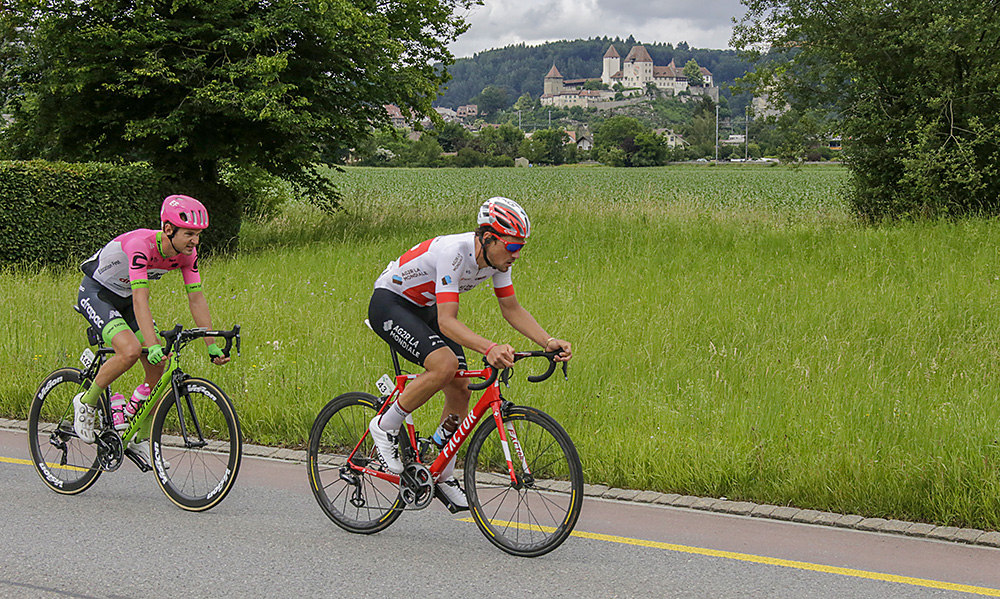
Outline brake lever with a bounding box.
[500,367,512,388]
[562,361,569,380]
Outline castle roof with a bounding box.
[623,45,653,63]
[603,45,620,58]
[545,64,563,79]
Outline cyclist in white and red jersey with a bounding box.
[72,195,230,458]
[367,196,572,510]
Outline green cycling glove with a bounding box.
[146,344,165,365]
[208,342,225,361]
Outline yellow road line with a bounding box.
[2,455,90,472]
[461,518,1000,597]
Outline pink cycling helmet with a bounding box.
[477,196,530,238]
[161,194,209,230]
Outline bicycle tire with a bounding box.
[307,392,405,534]
[149,377,242,512]
[27,368,103,495]
[464,405,583,557]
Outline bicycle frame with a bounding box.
[75,324,239,461]
[350,368,529,489]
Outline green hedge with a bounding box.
[0,161,240,266]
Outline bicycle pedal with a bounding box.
[123,447,153,473]
[434,486,470,514]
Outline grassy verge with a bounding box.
[5,164,1000,530]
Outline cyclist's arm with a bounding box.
[130,287,159,352]
[187,290,229,365]
[497,295,572,360]
[437,301,516,368]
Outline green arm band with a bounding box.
[130,279,150,290]
[185,282,203,294]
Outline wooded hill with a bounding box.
[435,36,752,109]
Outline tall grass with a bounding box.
[5,164,1000,530]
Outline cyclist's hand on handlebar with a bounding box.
[544,338,572,362]
[208,342,230,366]
[486,343,516,369]
[146,344,165,365]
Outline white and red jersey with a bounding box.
[81,229,201,298]
[374,232,514,307]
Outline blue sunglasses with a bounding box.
[491,234,525,252]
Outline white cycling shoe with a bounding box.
[368,415,403,474]
[128,440,170,470]
[436,477,469,512]
[72,393,97,444]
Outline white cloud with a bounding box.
[448,0,747,58]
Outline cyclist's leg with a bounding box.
[367,289,458,417]
[77,279,143,400]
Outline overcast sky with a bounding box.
[447,0,748,58]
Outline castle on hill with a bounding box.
[541,44,718,109]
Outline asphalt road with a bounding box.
[2,427,998,599]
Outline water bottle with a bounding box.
[110,393,128,431]
[431,414,460,448]
[125,383,151,419]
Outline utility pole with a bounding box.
[715,103,719,162]
[744,109,749,160]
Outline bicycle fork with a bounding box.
[491,404,534,489]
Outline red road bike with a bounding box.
[307,335,583,557]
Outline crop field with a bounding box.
[5,164,1000,530]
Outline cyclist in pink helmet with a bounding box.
[366,196,571,511]
[72,195,229,460]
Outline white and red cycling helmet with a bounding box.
[161,194,209,230]
[477,196,530,239]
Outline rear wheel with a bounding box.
[307,392,404,534]
[27,368,102,495]
[465,405,583,557]
[149,377,242,512]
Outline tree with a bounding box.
[476,85,510,115]
[594,115,663,167]
[473,124,524,158]
[683,59,705,86]
[519,129,567,165]
[734,0,1000,219]
[1,0,475,245]
[513,92,535,112]
[433,121,472,153]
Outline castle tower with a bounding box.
[601,44,620,86]
[623,45,654,88]
[544,64,564,96]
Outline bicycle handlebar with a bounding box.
[155,324,242,359]
[467,350,567,391]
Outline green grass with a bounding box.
[5,164,1000,530]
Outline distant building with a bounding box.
[456,104,478,119]
[603,45,714,93]
[542,44,718,108]
[384,104,408,128]
[654,128,687,148]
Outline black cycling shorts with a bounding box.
[368,288,466,369]
[76,276,143,346]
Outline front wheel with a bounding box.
[307,392,405,534]
[27,368,102,495]
[149,377,242,512]
[465,405,584,557]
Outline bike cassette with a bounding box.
[96,430,124,471]
[399,462,433,509]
